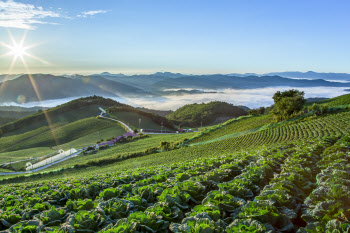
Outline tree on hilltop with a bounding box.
[272,89,306,121]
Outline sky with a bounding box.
[0,0,349,75]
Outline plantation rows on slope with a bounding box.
[148,110,350,165]
[1,135,349,232]
[308,93,350,107]
[189,115,273,144]
[4,108,349,183]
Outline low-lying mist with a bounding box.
[0,87,347,111]
[123,86,347,110]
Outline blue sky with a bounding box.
[0,0,349,74]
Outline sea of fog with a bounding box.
[0,86,348,111]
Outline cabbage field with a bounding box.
[1,134,350,232]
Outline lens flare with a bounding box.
[82,76,90,84]
[17,95,26,104]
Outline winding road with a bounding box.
[99,116,133,132]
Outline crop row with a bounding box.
[225,136,337,232]
[2,135,350,232]
[191,111,350,150]
[189,115,273,144]
[300,135,350,232]
[0,140,295,232]
[154,111,350,164]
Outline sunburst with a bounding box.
[0,31,50,71]
[0,30,59,150]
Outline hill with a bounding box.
[0,74,155,103]
[0,106,43,111]
[2,94,350,232]
[0,96,174,152]
[3,73,349,105]
[1,94,350,232]
[166,101,247,127]
[308,93,350,107]
[266,71,350,81]
[0,110,37,127]
[0,96,128,136]
[136,107,173,117]
[152,75,350,90]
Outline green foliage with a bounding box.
[72,210,105,231]
[248,107,266,116]
[2,97,350,233]
[167,101,247,127]
[0,96,128,135]
[272,89,306,121]
[226,219,266,233]
[40,206,65,226]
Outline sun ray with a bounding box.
[19,30,28,47]
[7,30,17,48]
[26,53,52,65]
[24,42,43,51]
[20,56,60,148]
[0,30,53,95]
[0,30,59,148]
[0,51,12,57]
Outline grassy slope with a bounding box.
[37,133,194,171]
[3,94,350,183]
[3,105,101,137]
[0,117,124,152]
[0,147,53,164]
[189,115,273,144]
[0,125,127,165]
[166,101,247,127]
[3,109,349,183]
[307,93,350,107]
[109,112,171,130]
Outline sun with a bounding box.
[9,43,28,59]
[0,30,49,69]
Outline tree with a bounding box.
[0,128,2,138]
[272,89,306,121]
[248,107,266,116]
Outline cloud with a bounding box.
[2,86,347,111]
[0,0,61,29]
[77,10,107,18]
[121,86,349,110]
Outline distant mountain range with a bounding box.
[151,75,350,90]
[0,74,155,103]
[1,72,350,104]
[0,74,22,83]
[228,71,350,81]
